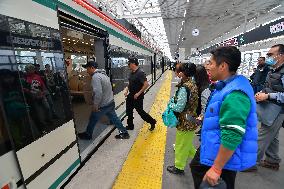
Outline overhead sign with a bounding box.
[194,17,284,56]
[270,21,284,34]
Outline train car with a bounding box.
[0,0,164,188]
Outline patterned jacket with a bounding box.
[169,78,198,131]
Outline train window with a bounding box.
[0,16,74,150]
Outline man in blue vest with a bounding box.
[190,46,258,189]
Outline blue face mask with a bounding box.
[265,57,277,66]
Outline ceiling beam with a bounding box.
[121,12,162,19]
[138,0,150,14]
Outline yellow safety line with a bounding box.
[113,71,172,189]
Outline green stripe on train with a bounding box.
[49,158,80,189]
[33,0,152,53]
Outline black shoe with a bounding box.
[126,126,134,130]
[167,165,184,175]
[115,132,130,139]
[78,132,92,140]
[241,165,258,172]
[149,120,157,131]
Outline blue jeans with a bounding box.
[86,101,127,136]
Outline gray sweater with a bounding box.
[91,69,114,108]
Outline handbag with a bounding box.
[162,105,179,128]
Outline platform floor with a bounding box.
[64,71,284,189]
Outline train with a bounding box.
[0,0,169,188]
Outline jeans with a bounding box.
[86,101,127,136]
[126,96,156,128]
[190,148,237,189]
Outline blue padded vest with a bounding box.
[200,75,258,171]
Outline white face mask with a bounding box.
[176,77,182,83]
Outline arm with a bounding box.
[256,75,284,103]
[169,87,188,113]
[204,91,251,186]
[92,75,103,111]
[200,88,211,116]
[124,85,129,97]
[134,71,148,99]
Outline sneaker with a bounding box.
[125,126,134,130]
[241,165,258,172]
[149,120,157,131]
[78,132,92,140]
[167,165,184,175]
[115,132,130,139]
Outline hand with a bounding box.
[134,93,140,100]
[197,115,203,121]
[255,92,268,102]
[92,104,99,112]
[203,166,221,186]
[124,91,128,97]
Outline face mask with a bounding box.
[265,57,277,66]
[176,77,182,83]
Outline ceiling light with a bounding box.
[63,38,66,40]
[187,0,189,2]
[67,38,70,40]
[184,10,187,17]
[72,39,75,41]
[86,42,89,45]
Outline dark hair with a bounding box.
[210,46,241,72]
[259,57,265,61]
[271,44,284,54]
[128,57,139,66]
[195,65,210,94]
[180,63,196,78]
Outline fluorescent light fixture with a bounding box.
[181,21,185,25]
[184,10,187,17]
[187,0,189,2]
[268,4,282,13]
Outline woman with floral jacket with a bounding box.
[167,63,199,175]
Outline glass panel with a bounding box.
[3,17,73,150]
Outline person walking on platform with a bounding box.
[124,57,156,131]
[251,57,270,94]
[78,61,129,140]
[167,63,198,175]
[190,46,257,189]
[252,44,284,171]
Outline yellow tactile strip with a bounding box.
[113,71,172,189]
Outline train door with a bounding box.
[58,11,111,160]
[0,14,79,188]
[0,14,25,189]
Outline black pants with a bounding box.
[126,96,155,128]
[190,148,237,189]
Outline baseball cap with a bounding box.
[82,61,98,68]
[128,57,139,65]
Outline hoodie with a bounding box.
[91,69,114,108]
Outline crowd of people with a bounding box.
[65,44,283,188]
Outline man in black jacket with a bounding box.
[251,57,270,94]
[124,57,156,131]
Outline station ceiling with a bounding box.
[160,0,284,58]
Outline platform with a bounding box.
[64,71,284,189]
